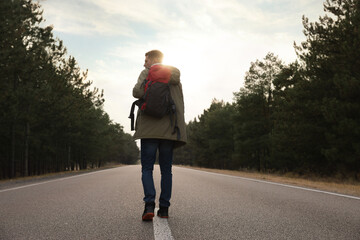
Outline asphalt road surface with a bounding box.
[0,165,359,240]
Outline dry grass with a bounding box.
[0,163,124,184]
[180,166,360,197]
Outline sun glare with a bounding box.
[162,50,183,67]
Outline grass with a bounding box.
[180,165,360,197]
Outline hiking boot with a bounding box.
[157,206,169,218]
[142,202,155,221]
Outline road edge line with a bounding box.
[0,166,127,193]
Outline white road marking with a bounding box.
[0,167,120,193]
[179,167,360,201]
[153,208,175,240]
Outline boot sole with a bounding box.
[157,213,169,218]
[142,213,155,221]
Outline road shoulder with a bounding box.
[0,164,125,191]
[177,165,360,197]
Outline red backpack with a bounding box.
[129,65,180,139]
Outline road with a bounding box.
[0,165,359,239]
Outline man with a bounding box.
[132,50,187,221]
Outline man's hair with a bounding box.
[145,50,163,63]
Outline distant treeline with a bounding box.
[0,1,139,179]
[174,0,360,179]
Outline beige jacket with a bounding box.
[132,66,187,148]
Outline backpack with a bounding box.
[129,65,180,139]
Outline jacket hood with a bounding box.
[147,65,180,84]
[147,64,171,83]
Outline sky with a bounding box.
[39,0,326,134]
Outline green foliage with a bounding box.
[0,0,139,179]
[233,53,283,172]
[271,62,328,173]
[294,0,360,175]
[174,100,235,169]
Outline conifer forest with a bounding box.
[0,0,139,179]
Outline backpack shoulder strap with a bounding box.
[128,99,143,131]
[168,96,181,140]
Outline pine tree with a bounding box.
[271,62,327,173]
[295,0,360,176]
[233,53,283,171]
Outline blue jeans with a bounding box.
[141,139,174,207]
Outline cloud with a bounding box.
[41,0,136,36]
[40,0,322,42]
[88,0,167,25]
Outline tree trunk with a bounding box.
[11,124,15,178]
[24,122,30,177]
[68,144,71,171]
